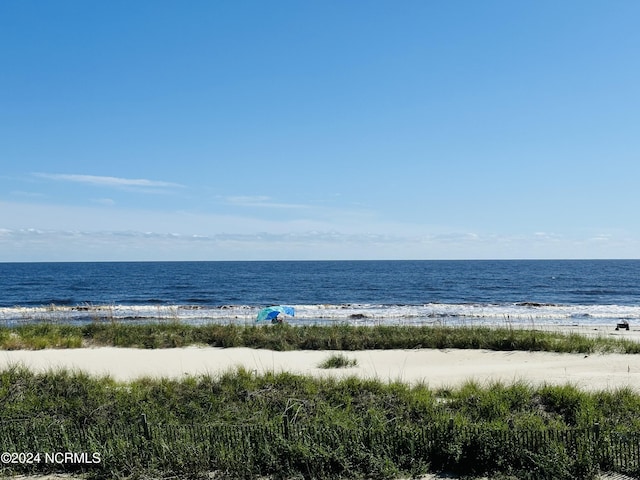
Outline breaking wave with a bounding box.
[1,302,639,327]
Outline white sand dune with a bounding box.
[1,324,639,389]
[1,343,639,391]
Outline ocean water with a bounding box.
[0,260,639,327]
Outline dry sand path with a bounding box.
[1,345,640,391]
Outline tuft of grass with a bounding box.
[0,324,84,350]
[318,353,358,369]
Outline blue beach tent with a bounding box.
[256,306,295,322]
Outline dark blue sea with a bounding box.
[0,260,639,327]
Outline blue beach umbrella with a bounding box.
[256,306,295,322]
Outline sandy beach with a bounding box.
[2,341,640,391]
[2,324,639,390]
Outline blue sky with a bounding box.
[1,1,639,261]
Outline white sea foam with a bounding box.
[1,302,639,326]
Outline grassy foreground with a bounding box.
[2,323,640,479]
[1,322,639,353]
[1,365,640,479]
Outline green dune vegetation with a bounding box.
[1,322,639,353]
[1,323,640,479]
[1,365,640,479]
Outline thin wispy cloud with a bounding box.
[91,198,117,206]
[10,190,46,198]
[34,173,184,189]
[224,195,311,209]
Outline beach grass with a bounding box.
[1,365,639,479]
[2,323,639,478]
[1,322,639,354]
[318,352,358,368]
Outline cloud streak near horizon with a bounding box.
[1,225,635,262]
